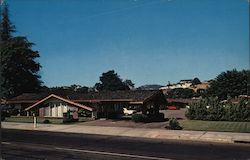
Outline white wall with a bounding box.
[43,99,74,117]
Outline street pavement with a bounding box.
[1,129,250,160]
[2,122,250,144]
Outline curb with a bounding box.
[3,125,250,145]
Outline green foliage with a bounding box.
[148,112,165,122]
[192,77,201,85]
[207,69,249,100]
[194,89,206,98]
[123,79,135,89]
[95,70,132,91]
[132,113,165,123]
[63,111,74,123]
[168,88,194,99]
[180,120,250,133]
[168,118,182,130]
[1,110,9,120]
[132,114,148,122]
[78,109,92,117]
[0,3,42,98]
[43,119,51,124]
[1,37,42,97]
[186,97,250,121]
[8,108,19,116]
[0,3,15,41]
[41,85,89,94]
[137,84,163,90]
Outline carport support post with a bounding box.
[33,113,37,128]
[91,111,96,119]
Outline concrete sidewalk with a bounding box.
[2,122,250,144]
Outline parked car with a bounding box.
[167,105,178,110]
[123,108,136,115]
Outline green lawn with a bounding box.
[179,120,250,133]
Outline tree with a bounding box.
[42,85,89,94]
[0,2,15,98]
[207,69,249,100]
[123,79,135,89]
[95,70,132,91]
[0,3,15,41]
[192,77,201,85]
[0,3,42,98]
[1,37,42,97]
[167,88,194,99]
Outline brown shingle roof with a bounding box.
[8,93,48,102]
[166,98,197,104]
[69,90,159,102]
[7,90,161,103]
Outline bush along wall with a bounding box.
[132,112,165,123]
[186,97,250,121]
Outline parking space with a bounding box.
[160,108,187,120]
[78,108,187,129]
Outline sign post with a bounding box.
[33,113,37,129]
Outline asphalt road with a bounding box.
[1,129,250,160]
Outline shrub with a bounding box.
[9,108,20,116]
[132,114,148,122]
[132,113,165,123]
[78,109,92,117]
[186,97,250,121]
[168,118,182,130]
[63,111,74,123]
[148,113,165,122]
[43,119,51,124]
[158,112,165,121]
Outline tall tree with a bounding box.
[95,70,131,91]
[167,88,194,99]
[0,2,14,98]
[0,2,15,41]
[192,77,201,85]
[0,3,42,98]
[123,79,135,89]
[1,37,42,97]
[207,69,249,100]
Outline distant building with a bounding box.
[160,80,210,94]
[160,79,193,90]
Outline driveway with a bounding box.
[161,108,188,120]
[78,108,187,128]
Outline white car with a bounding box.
[123,108,136,115]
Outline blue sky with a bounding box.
[7,0,249,87]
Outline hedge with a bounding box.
[132,113,165,123]
[186,98,250,121]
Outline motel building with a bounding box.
[4,90,167,120]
